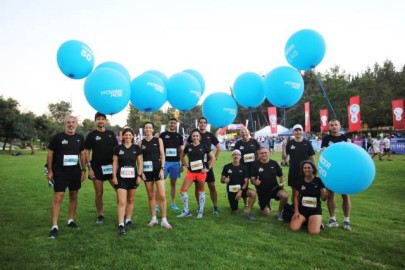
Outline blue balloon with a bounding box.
[264,66,304,108]
[84,68,131,115]
[130,73,167,112]
[143,70,168,87]
[96,62,131,83]
[57,40,94,79]
[167,72,202,111]
[232,72,265,108]
[183,69,205,95]
[202,92,237,128]
[285,29,326,71]
[318,142,375,194]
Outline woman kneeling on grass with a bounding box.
[112,127,142,235]
[290,160,327,235]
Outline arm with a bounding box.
[320,188,328,201]
[112,155,118,185]
[136,154,143,185]
[180,150,188,169]
[84,149,95,179]
[309,155,316,166]
[158,138,165,179]
[80,150,86,181]
[220,174,229,184]
[46,150,54,181]
[214,143,221,160]
[207,151,216,170]
[292,189,300,220]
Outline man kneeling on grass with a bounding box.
[221,150,257,221]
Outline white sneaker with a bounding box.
[197,211,203,219]
[177,211,192,218]
[161,221,172,229]
[147,219,159,227]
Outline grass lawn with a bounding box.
[0,149,404,270]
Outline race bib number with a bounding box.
[228,184,241,193]
[243,153,255,163]
[143,161,153,172]
[63,155,78,166]
[120,167,135,178]
[166,148,177,157]
[302,196,317,208]
[101,164,113,175]
[190,160,204,171]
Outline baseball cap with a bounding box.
[232,149,241,155]
[293,124,303,131]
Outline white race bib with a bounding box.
[302,196,317,208]
[143,161,153,172]
[63,155,78,166]
[190,160,204,171]
[243,153,255,163]
[166,148,177,157]
[228,184,241,193]
[120,167,135,178]
[101,164,113,175]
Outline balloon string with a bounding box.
[313,69,338,119]
[249,108,255,133]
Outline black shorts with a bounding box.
[257,186,282,210]
[53,170,81,192]
[299,206,322,219]
[227,189,249,211]
[90,164,113,181]
[205,167,215,183]
[116,177,138,190]
[287,174,300,189]
[144,168,162,182]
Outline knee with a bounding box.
[308,228,321,235]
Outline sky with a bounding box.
[1,0,404,127]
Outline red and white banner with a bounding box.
[348,95,361,131]
[268,107,277,134]
[392,99,405,129]
[304,102,310,132]
[320,109,328,132]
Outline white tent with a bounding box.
[254,125,288,138]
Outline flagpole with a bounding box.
[313,69,338,119]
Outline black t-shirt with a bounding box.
[48,132,85,172]
[321,134,348,148]
[221,163,248,189]
[293,176,325,212]
[251,160,283,190]
[84,130,118,165]
[141,137,161,162]
[285,139,315,178]
[187,131,219,162]
[234,138,261,166]
[113,144,142,168]
[159,131,183,162]
[184,143,211,172]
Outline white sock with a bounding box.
[125,218,131,224]
[330,216,336,221]
[198,192,206,213]
[67,219,74,224]
[119,223,124,227]
[151,216,157,222]
[343,217,350,222]
[181,192,189,213]
[51,225,58,230]
[162,217,168,224]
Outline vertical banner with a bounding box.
[304,102,311,132]
[392,99,405,129]
[267,107,277,134]
[320,109,328,132]
[348,95,361,131]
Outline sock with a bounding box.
[161,217,168,224]
[343,217,350,223]
[67,219,74,224]
[151,216,157,222]
[198,192,206,213]
[330,216,336,221]
[118,223,124,227]
[181,192,189,213]
[51,225,58,230]
[125,218,131,224]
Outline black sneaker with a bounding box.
[125,220,135,229]
[117,225,126,235]
[48,228,58,239]
[96,215,104,224]
[67,221,79,228]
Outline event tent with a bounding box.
[254,125,288,138]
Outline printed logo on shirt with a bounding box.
[240,146,244,150]
[62,139,68,144]
[95,136,101,140]
[290,145,296,150]
[153,144,157,146]
[259,167,264,172]
[142,145,146,149]
[227,169,232,174]
[119,150,124,155]
[165,135,170,138]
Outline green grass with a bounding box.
[0,149,404,270]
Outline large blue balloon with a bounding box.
[285,29,326,71]
[318,142,375,194]
[167,72,202,111]
[84,68,131,115]
[183,69,205,95]
[143,70,168,88]
[96,62,131,83]
[130,73,167,112]
[232,72,265,108]
[202,92,237,128]
[57,40,94,79]
[264,66,304,108]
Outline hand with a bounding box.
[225,176,230,183]
[47,171,54,181]
[112,176,118,185]
[81,171,86,182]
[235,190,242,201]
[255,177,261,186]
[292,212,300,220]
[88,168,95,180]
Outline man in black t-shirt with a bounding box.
[84,112,118,224]
[47,115,86,239]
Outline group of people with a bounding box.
[46,113,354,238]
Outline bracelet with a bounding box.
[161,167,164,170]
[86,162,91,166]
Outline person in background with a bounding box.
[290,160,327,234]
[47,115,86,239]
[381,134,392,161]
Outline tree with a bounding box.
[48,101,72,125]
[0,96,20,150]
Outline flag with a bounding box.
[268,107,277,134]
[392,99,405,129]
[348,95,361,131]
[320,109,328,132]
[304,102,310,132]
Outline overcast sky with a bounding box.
[1,0,404,126]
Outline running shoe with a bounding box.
[147,219,159,227]
[170,203,180,211]
[117,225,126,235]
[177,211,192,218]
[96,215,104,224]
[161,221,172,229]
[277,212,284,222]
[67,221,79,228]
[197,211,203,219]
[343,221,352,231]
[213,207,220,215]
[245,213,256,221]
[328,219,339,228]
[48,228,58,239]
[125,220,135,229]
